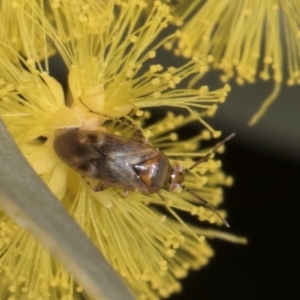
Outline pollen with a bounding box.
[148,51,156,58]
[151,78,161,86]
[150,64,163,73]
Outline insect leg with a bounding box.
[79,97,147,142]
[93,182,112,192]
[131,128,148,144]
[82,176,111,192]
[113,189,129,198]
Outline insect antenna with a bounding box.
[182,185,230,228]
[187,133,236,171]
[78,96,139,127]
[78,97,146,141]
[181,133,235,228]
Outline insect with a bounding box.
[54,122,234,227]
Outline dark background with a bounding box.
[170,77,300,300]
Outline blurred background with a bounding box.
[170,74,300,300]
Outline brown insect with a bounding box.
[54,120,234,227]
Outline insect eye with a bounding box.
[170,163,185,186]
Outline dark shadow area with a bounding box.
[171,140,300,300]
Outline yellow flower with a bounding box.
[0,0,246,299]
[170,0,300,124]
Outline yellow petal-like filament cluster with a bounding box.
[0,1,245,299]
[8,0,229,135]
[173,0,300,86]
[171,0,300,124]
[0,0,56,63]
[0,213,82,300]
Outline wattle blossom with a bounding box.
[0,1,245,299]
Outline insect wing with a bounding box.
[94,132,161,192]
[54,129,162,192]
[101,132,159,163]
